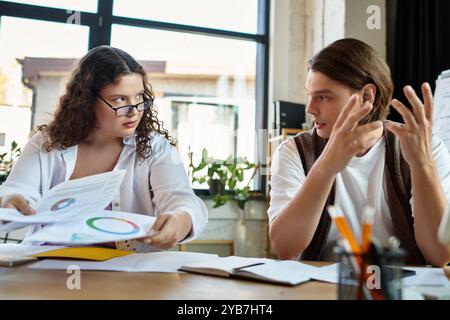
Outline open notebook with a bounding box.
[179,256,339,286]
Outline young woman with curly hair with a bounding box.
[0,46,208,251]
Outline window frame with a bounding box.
[0,0,270,195]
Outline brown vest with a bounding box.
[293,128,426,265]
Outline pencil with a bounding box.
[361,207,375,253]
[329,206,385,300]
[341,205,362,243]
[328,205,362,254]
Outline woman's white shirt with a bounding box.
[0,131,208,252]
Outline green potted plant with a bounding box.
[191,149,257,210]
[0,141,21,185]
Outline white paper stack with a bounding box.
[0,170,156,245]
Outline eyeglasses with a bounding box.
[97,94,153,117]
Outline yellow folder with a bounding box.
[33,247,133,261]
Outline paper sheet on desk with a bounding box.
[235,261,316,285]
[0,170,126,225]
[310,263,339,283]
[29,251,219,272]
[402,267,450,287]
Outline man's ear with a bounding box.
[362,84,377,104]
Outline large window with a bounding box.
[3,0,98,12]
[113,0,258,34]
[111,25,257,182]
[0,15,89,156]
[0,0,269,193]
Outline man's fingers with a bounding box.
[343,102,373,133]
[334,94,360,129]
[344,121,383,152]
[404,86,426,125]
[421,82,434,123]
[391,99,417,128]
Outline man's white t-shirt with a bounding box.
[268,134,450,257]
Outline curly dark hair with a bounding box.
[38,45,174,160]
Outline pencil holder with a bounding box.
[334,244,407,300]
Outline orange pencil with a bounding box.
[328,205,362,254]
[328,206,385,300]
[361,207,375,254]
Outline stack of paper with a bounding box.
[29,251,219,273]
[24,209,156,245]
[0,171,156,245]
[28,253,339,285]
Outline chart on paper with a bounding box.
[0,170,126,225]
[26,210,155,245]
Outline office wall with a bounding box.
[269,0,346,106]
[345,0,387,59]
[199,199,268,257]
[269,0,308,104]
[269,0,387,105]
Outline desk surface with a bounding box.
[1,262,449,300]
[0,261,336,300]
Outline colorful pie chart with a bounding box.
[51,198,76,211]
[86,217,140,235]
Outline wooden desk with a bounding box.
[2,262,449,300]
[0,261,336,300]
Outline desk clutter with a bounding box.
[328,205,406,300]
[0,243,449,300]
[0,243,338,285]
[1,201,449,299]
[327,205,450,300]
